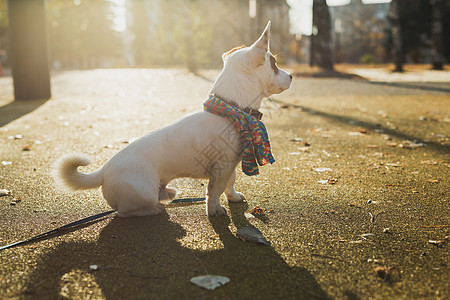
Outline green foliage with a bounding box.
[0,0,7,28]
[360,53,376,64]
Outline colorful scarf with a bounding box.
[203,94,275,176]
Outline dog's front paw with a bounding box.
[207,204,227,216]
[227,191,246,203]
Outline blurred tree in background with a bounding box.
[312,0,333,70]
[127,0,213,71]
[330,1,388,64]
[386,0,449,70]
[48,0,122,69]
[0,0,447,71]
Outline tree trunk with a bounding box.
[312,0,333,70]
[390,0,403,72]
[431,0,444,70]
[8,0,51,100]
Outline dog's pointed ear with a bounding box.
[251,20,271,52]
[248,21,271,66]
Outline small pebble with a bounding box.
[89,265,99,271]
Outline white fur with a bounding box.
[54,21,292,217]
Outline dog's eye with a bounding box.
[269,55,279,75]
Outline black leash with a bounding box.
[0,210,116,251]
[0,198,206,251]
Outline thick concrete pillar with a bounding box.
[8,0,51,100]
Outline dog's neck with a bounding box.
[210,69,265,111]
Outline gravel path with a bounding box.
[0,69,448,299]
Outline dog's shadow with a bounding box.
[24,205,330,299]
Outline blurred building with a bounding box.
[329,0,390,64]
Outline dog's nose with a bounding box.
[289,74,293,80]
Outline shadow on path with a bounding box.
[361,81,450,94]
[272,99,448,154]
[0,99,48,127]
[293,70,366,81]
[22,205,330,299]
[294,70,450,93]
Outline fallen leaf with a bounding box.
[236,227,271,246]
[420,160,438,165]
[288,152,302,156]
[426,179,439,183]
[429,240,446,247]
[190,275,230,290]
[374,266,400,283]
[361,233,375,239]
[401,141,426,150]
[386,163,402,167]
[8,134,24,140]
[367,258,384,264]
[366,145,380,148]
[297,147,310,152]
[318,178,338,184]
[22,144,33,151]
[314,167,332,172]
[348,132,364,136]
[290,137,303,143]
[349,240,363,244]
[244,212,255,219]
[0,189,10,197]
[328,178,338,184]
[249,206,266,216]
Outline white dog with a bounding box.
[54,21,292,217]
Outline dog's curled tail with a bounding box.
[53,154,104,191]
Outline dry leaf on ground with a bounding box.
[236,227,271,246]
[190,275,230,290]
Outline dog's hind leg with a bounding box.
[225,169,245,203]
[104,176,164,217]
